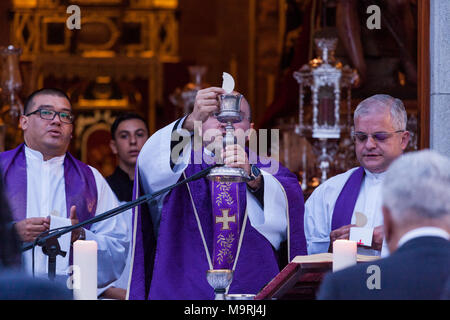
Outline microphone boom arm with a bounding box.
[22,163,220,252]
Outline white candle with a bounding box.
[73,240,97,300]
[332,239,357,272]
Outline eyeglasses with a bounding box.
[352,130,405,143]
[25,108,74,124]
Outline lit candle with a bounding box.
[332,239,357,272]
[73,240,97,300]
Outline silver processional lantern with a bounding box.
[293,38,358,182]
[169,65,208,117]
[0,45,24,152]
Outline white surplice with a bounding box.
[108,200,133,290]
[137,118,288,250]
[22,146,129,291]
[304,167,389,256]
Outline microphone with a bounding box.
[23,163,220,252]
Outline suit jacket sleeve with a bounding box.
[317,272,340,300]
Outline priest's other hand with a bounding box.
[222,144,262,191]
[69,205,85,243]
[371,225,384,251]
[183,87,225,131]
[328,224,357,252]
[100,287,127,300]
[14,217,50,242]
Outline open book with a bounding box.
[292,252,380,264]
[255,253,380,300]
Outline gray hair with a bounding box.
[382,150,450,224]
[354,94,407,131]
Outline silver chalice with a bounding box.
[206,269,234,300]
[206,93,250,183]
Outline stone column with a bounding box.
[430,0,450,157]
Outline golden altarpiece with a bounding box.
[9,0,178,176]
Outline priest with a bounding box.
[0,88,128,292]
[304,94,410,256]
[128,87,307,300]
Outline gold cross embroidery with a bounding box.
[215,209,236,230]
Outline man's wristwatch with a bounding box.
[249,165,261,181]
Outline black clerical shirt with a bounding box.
[106,167,134,202]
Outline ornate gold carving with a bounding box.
[12,0,37,9]
[215,182,235,207]
[130,0,178,9]
[11,1,179,60]
[77,17,120,52]
[70,0,123,5]
[152,10,178,59]
[11,11,38,61]
[216,233,235,265]
[11,0,176,137]
[42,16,71,53]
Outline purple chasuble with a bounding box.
[331,166,365,230]
[0,143,98,228]
[128,148,307,300]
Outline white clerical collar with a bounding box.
[397,227,449,249]
[24,145,66,164]
[364,168,387,182]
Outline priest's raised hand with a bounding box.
[182,87,226,131]
[69,205,86,243]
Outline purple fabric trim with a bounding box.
[211,181,243,269]
[331,167,365,230]
[0,143,97,227]
[0,144,27,221]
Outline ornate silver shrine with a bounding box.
[0,45,24,152]
[169,65,208,117]
[293,38,358,181]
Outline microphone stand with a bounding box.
[23,163,220,280]
[41,236,67,281]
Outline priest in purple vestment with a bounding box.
[128,87,307,300]
[0,88,128,292]
[304,94,410,257]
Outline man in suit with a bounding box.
[317,149,450,300]
[0,270,72,300]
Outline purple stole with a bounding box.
[331,167,365,230]
[0,144,97,228]
[128,148,307,300]
[211,181,243,269]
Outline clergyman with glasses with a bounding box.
[304,94,410,257]
[0,88,128,294]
